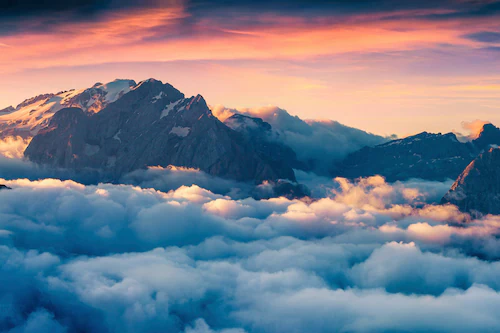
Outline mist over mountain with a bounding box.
[213,105,388,175]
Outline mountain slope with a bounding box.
[442,148,500,215]
[0,79,136,138]
[25,79,296,183]
[335,131,478,181]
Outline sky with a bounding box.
[1,0,500,136]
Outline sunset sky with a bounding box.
[1,0,500,136]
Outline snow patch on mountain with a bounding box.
[152,91,166,103]
[94,79,135,103]
[113,130,122,143]
[170,126,190,137]
[160,99,183,119]
[84,144,100,156]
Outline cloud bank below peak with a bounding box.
[1,174,500,332]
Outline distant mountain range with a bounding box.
[2,78,500,214]
[335,124,500,182]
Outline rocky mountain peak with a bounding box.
[182,94,212,119]
[472,123,500,151]
[442,147,500,216]
[24,80,297,183]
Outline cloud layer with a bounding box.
[1,173,500,332]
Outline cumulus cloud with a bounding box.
[120,165,254,198]
[0,136,30,159]
[0,153,104,184]
[212,105,388,174]
[2,175,500,332]
[460,119,491,140]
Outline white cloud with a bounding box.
[0,136,31,159]
[0,175,500,332]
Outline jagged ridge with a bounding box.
[24,79,297,183]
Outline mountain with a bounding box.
[471,123,500,151]
[334,131,478,181]
[213,106,388,175]
[442,148,500,216]
[0,79,136,138]
[224,113,306,171]
[0,106,15,114]
[24,79,297,183]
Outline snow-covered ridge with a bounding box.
[379,132,458,147]
[93,79,136,104]
[0,79,136,138]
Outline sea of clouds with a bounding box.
[1,136,500,332]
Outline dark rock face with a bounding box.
[472,123,500,151]
[442,148,500,216]
[335,132,478,182]
[272,180,310,199]
[335,123,500,182]
[224,113,306,172]
[0,184,11,190]
[25,80,296,183]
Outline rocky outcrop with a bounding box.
[335,132,478,181]
[472,123,500,151]
[0,106,15,114]
[442,148,500,216]
[25,79,296,183]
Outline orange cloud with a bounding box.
[461,119,491,139]
[0,7,497,75]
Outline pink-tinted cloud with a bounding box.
[0,2,499,136]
